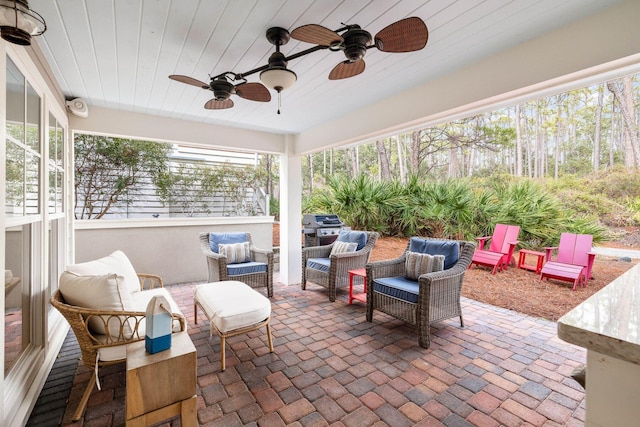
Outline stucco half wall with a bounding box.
[74,217,274,285]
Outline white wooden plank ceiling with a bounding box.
[30,0,621,134]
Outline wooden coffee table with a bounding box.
[126,331,197,426]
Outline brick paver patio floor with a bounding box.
[36,278,587,426]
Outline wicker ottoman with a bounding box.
[194,280,273,371]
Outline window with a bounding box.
[4,57,41,376]
[48,113,64,213]
[5,58,40,216]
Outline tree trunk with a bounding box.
[534,102,541,178]
[329,149,333,175]
[448,144,459,178]
[610,96,616,167]
[608,78,640,168]
[323,151,326,176]
[410,130,421,173]
[594,83,604,172]
[554,102,562,179]
[396,136,406,183]
[307,154,313,192]
[376,139,391,180]
[515,104,523,176]
[351,147,359,176]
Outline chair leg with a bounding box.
[266,323,274,353]
[220,334,226,371]
[418,326,431,349]
[72,371,97,421]
[194,302,198,324]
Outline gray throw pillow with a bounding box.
[405,251,445,280]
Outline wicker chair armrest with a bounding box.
[137,273,163,290]
[417,266,464,286]
[201,247,225,260]
[303,244,333,259]
[85,310,186,346]
[51,290,186,347]
[366,255,407,281]
[199,232,225,259]
[250,246,273,264]
[330,249,368,261]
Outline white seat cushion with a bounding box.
[194,280,271,333]
[97,339,128,362]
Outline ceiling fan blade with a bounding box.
[169,74,209,89]
[291,24,343,46]
[328,60,365,80]
[374,17,428,53]
[204,98,234,110]
[235,82,271,102]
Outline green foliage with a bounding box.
[306,174,608,249]
[305,175,397,233]
[543,169,640,227]
[74,134,171,219]
[590,167,640,201]
[489,180,566,247]
[269,197,280,221]
[156,163,266,217]
[155,164,213,216]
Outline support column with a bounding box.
[279,136,302,285]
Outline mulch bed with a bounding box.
[276,226,638,322]
[370,236,639,322]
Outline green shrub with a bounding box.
[305,174,609,249]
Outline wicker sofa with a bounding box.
[365,237,475,349]
[302,230,379,302]
[51,250,186,421]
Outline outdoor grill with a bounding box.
[303,214,348,247]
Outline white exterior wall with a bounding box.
[74,217,274,285]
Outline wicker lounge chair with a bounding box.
[366,237,475,349]
[302,230,379,302]
[199,232,274,297]
[51,271,185,421]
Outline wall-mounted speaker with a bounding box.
[65,97,89,118]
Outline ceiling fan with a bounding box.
[168,73,271,110]
[290,16,428,80]
[168,16,428,111]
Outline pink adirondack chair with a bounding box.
[470,224,520,274]
[539,233,596,291]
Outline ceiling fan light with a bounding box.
[0,0,46,46]
[260,67,297,91]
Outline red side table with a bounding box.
[517,249,546,274]
[348,268,367,305]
